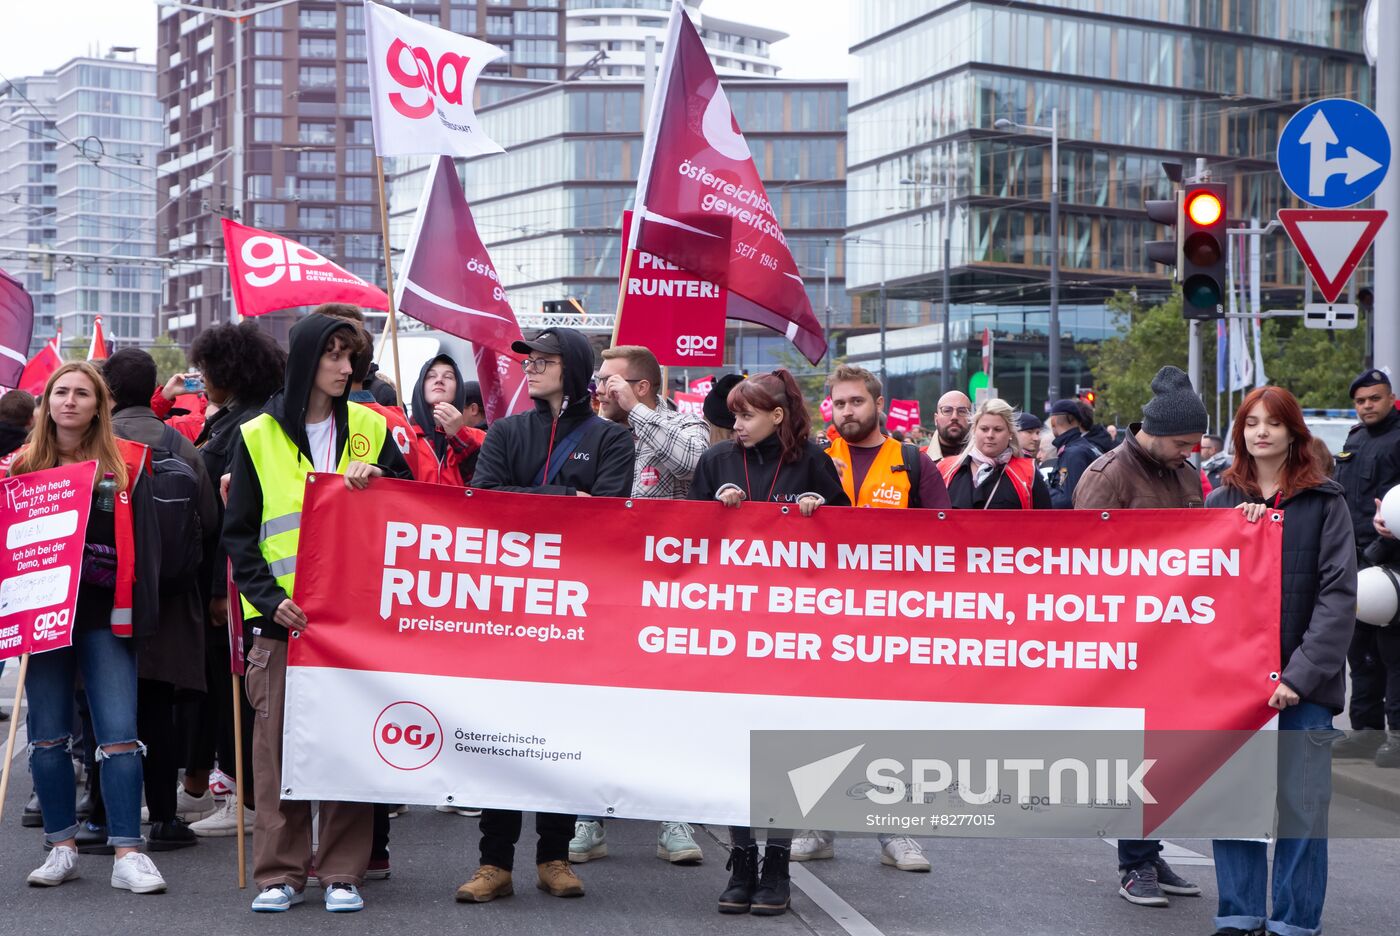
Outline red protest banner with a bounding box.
[674,391,704,416]
[284,478,1281,834]
[222,218,389,318]
[616,211,725,367]
[1,462,97,660]
[887,399,921,434]
[689,375,715,395]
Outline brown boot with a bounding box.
[455,865,514,903]
[536,860,585,897]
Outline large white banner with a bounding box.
[364,0,506,158]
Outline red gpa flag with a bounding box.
[19,331,62,396]
[628,3,825,364]
[1,462,97,661]
[86,314,108,361]
[396,156,529,423]
[617,211,725,367]
[887,399,921,435]
[0,266,35,388]
[364,0,505,158]
[689,374,715,395]
[223,218,389,318]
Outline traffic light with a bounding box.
[1145,192,1182,272]
[1179,184,1227,320]
[1076,386,1097,407]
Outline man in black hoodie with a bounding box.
[224,313,411,915]
[1046,398,1114,509]
[458,327,634,905]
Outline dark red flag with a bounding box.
[0,266,36,388]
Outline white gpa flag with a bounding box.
[364,0,506,158]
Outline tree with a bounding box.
[1259,313,1366,409]
[148,333,189,385]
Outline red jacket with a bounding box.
[409,423,486,486]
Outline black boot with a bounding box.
[751,844,792,916]
[148,817,199,851]
[717,844,759,914]
[22,791,42,828]
[1332,729,1385,759]
[1376,732,1400,768]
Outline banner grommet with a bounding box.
[1270,513,1282,522]
[290,630,300,639]
[465,489,473,497]
[625,500,634,508]
[781,506,790,515]
[1269,672,1280,681]
[937,512,947,520]
[1100,512,1111,520]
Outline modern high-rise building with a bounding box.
[156,0,566,345]
[844,0,1371,410]
[0,54,160,356]
[388,74,848,372]
[565,0,783,79]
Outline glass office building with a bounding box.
[846,0,1371,411]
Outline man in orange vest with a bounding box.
[791,364,949,873]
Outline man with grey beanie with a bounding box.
[1073,365,1206,907]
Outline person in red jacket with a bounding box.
[10,361,168,894]
[409,354,485,486]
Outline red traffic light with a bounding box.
[1078,389,1097,406]
[1186,190,1223,226]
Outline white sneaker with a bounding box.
[111,852,167,893]
[251,884,304,912]
[27,845,80,887]
[790,830,835,861]
[176,785,216,822]
[324,882,365,912]
[190,795,253,837]
[435,804,482,817]
[567,820,607,862]
[879,835,930,872]
[208,769,234,799]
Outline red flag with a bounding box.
[86,314,109,361]
[628,3,825,364]
[0,266,36,387]
[222,218,389,318]
[396,156,529,423]
[19,329,62,395]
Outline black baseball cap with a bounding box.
[511,329,565,357]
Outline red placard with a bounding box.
[1,461,97,660]
[887,399,921,434]
[689,375,715,395]
[674,391,705,416]
[617,210,726,367]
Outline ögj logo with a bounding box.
[676,335,719,357]
[373,701,444,771]
[240,236,329,288]
[385,37,473,119]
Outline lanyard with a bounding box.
[323,423,336,472]
[741,448,782,502]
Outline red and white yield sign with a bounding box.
[1277,208,1388,304]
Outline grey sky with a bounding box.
[0,0,849,84]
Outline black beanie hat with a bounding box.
[1141,366,1208,437]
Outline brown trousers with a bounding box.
[245,636,370,890]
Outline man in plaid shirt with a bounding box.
[569,344,711,864]
[592,345,710,500]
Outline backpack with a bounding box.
[148,424,204,591]
[899,442,924,509]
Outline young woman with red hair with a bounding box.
[1204,385,1356,936]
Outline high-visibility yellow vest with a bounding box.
[238,403,386,619]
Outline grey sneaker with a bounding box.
[1152,856,1201,896]
[568,820,607,862]
[1118,865,1169,907]
[656,821,703,864]
[251,884,304,912]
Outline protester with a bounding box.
[570,344,709,865]
[0,388,35,459]
[936,399,1050,509]
[1045,398,1113,508]
[1015,412,1042,460]
[1206,386,1355,936]
[12,362,167,893]
[924,390,972,459]
[790,364,946,873]
[1200,433,1231,490]
[225,314,411,913]
[149,376,207,443]
[408,354,486,486]
[104,349,220,852]
[1073,364,1205,906]
[1331,370,1400,766]
[182,322,287,838]
[689,369,849,916]
[461,327,635,904]
[702,373,743,446]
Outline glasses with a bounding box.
[937,406,972,417]
[588,375,643,398]
[520,358,563,374]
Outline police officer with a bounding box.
[1045,399,1114,509]
[1333,369,1400,767]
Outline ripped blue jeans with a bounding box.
[26,627,143,848]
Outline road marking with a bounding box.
[1103,838,1215,867]
[790,863,892,936]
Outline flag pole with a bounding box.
[0,652,30,823]
[375,156,405,406]
[612,0,685,348]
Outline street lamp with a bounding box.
[995,108,1060,404]
[843,233,886,385]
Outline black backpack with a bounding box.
[147,425,204,591]
[899,443,925,509]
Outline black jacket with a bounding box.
[224,314,412,640]
[1048,426,1110,509]
[1334,408,1400,563]
[195,398,269,600]
[471,328,635,497]
[944,458,1052,510]
[0,422,26,459]
[689,436,849,507]
[1206,480,1356,712]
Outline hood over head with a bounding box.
[412,352,468,458]
[512,327,595,417]
[275,312,368,455]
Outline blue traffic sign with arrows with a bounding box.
[1277,98,1390,208]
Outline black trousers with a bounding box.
[1347,620,1400,730]
[137,679,179,824]
[479,809,575,869]
[372,803,390,860]
[1118,838,1162,870]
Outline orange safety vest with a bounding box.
[826,435,912,508]
[937,455,1035,510]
